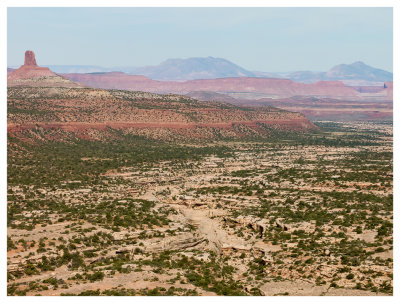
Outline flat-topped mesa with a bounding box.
[24,50,37,66]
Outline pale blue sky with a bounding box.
[7,7,393,72]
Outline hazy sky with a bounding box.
[7,7,393,72]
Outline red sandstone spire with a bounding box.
[24,50,37,66]
[7,50,59,81]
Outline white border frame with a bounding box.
[1,1,397,303]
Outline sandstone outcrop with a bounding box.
[8,50,81,88]
[8,50,56,80]
[24,50,37,66]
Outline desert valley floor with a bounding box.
[7,121,393,296]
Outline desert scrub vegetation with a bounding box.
[7,121,392,296]
[8,132,233,187]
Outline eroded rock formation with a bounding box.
[24,50,37,66]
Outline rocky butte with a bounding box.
[24,50,37,66]
[8,50,56,80]
[7,50,81,87]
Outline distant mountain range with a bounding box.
[134,57,255,81]
[8,57,392,84]
[287,61,393,85]
[8,50,393,123]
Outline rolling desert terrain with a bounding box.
[7,51,393,296]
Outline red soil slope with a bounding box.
[7,86,318,141]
